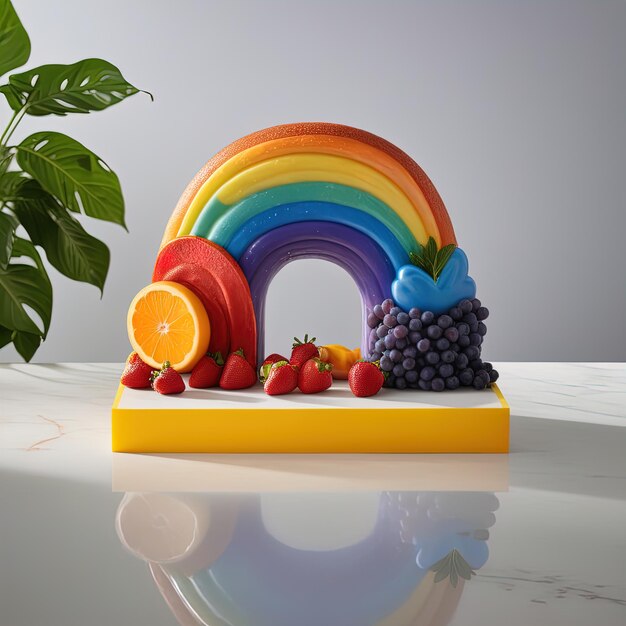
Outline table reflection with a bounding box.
[116,490,499,625]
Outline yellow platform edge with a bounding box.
[111,384,510,454]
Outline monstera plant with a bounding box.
[0,0,149,360]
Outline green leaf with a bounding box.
[0,0,31,77]
[0,58,149,116]
[12,179,110,291]
[409,236,457,282]
[433,243,456,282]
[0,209,18,267]
[0,324,12,348]
[0,236,52,336]
[12,329,41,361]
[15,131,125,226]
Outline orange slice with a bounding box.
[127,281,211,372]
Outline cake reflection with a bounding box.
[116,491,499,625]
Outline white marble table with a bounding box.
[1,363,625,625]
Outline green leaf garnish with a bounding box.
[409,237,457,282]
[430,549,476,588]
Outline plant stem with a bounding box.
[0,105,27,148]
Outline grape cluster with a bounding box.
[367,297,499,391]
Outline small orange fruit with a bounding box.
[127,281,211,372]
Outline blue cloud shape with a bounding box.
[391,248,476,314]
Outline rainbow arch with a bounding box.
[153,123,460,366]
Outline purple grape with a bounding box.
[463,312,478,326]
[431,377,445,392]
[390,306,401,316]
[425,351,440,365]
[459,299,473,314]
[444,327,459,342]
[373,304,385,319]
[397,312,410,325]
[409,318,422,331]
[464,346,480,361]
[382,298,394,314]
[459,368,474,386]
[369,351,382,361]
[458,335,470,348]
[477,370,490,385]
[393,363,405,377]
[375,338,386,353]
[395,376,407,390]
[405,369,418,383]
[436,337,450,351]
[470,359,483,371]
[446,375,460,390]
[409,331,421,344]
[439,363,454,378]
[427,325,443,340]
[449,306,463,321]
[421,311,435,325]
[383,314,398,328]
[441,350,456,363]
[451,344,460,353]
[489,369,500,383]
[380,355,393,371]
[438,315,453,329]
[367,312,379,328]
[469,333,482,346]
[385,373,395,387]
[394,324,408,339]
[390,349,403,363]
[457,322,470,336]
[476,306,489,321]
[402,357,416,370]
[456,353,469,369]
[477,322,487,336]
[396,338,408,350]
[473,376,486,390]
[403,346,417,359]
[418,379,432,391]
[409,307,421,319]
[376,325,388,339]
[420,366,436,381]
[384,334,396,350]
[471,298,482,311]
[469,322,479,333]
[482,362,493,373]
[417,338,431,353]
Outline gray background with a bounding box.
[1,0,625,363]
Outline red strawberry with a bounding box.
[150,361,185,395]
[348,361,385,397]
[290,334,319,368]
[259,353,288,383]
[264,360,298,395]
[189,352,224,388]
[298,357,333,394]
[120,352,153,388]
[220,348,258,390]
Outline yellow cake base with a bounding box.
[112,380,509,453]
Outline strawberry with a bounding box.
[189,352,224,388]
[150,361,185,395]
[290,334,319,368]
[298,357,333,394]
[348,361,385,397]
[264,360,298,395]
[120,352,153,388]
[259,353,288,383]
[220,348,258,390]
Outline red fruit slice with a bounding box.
[153,237,257,367]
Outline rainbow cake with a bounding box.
[113,123,508,453]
